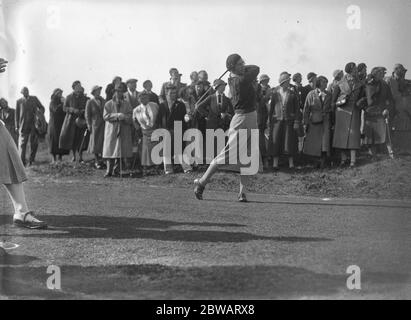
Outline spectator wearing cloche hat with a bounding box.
[266,72,301,170]
[85,85,106,169]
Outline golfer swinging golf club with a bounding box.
[194,53,260,202]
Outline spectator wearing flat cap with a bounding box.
[102,82,133,177]
[385,63,411,154]
[85,85,106,169]
[194,53,260,203]
[59,81,89,163]
[48,88,68,163]
[124,79,140,109]
[302,76,333,168]
[15,87,45,167]
[332,62,367,167]
[266,72,301,170]
[159,68,187,105]
[256,74,271,168]
[196,79,234,161]
[362,67,395,157]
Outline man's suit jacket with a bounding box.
[196,93,234,130]
[15,96,45,134]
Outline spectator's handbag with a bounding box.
[34,108,48,138]
[75,116,87,129]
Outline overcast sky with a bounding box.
[1,0,411,119]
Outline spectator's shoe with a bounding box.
[238,193,248,203]
[184,169,193,174]
[13,212,48,230]
[349,162,356,168]
[194,179,205,200]
[272,166,279,172]
[104,172,112,178]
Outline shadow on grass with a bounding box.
[0,215,331,243]
[1,263,408,299]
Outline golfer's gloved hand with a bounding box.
[382,109,389,118]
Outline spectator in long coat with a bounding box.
[332,63,367,167]
[59,81,89,162]
[15,87,45,166]
[256,74,271,168]
[385,63,411,155]
[0,98,17,144]
[363,67,395,156]
[85,85,106,169]
[291,72,306,153]
[102,83,133,177]
[132,91,161,172]
[267,72,301,170]
[124,78,141,173]
[303,76,332,168]
[48,88,68,163]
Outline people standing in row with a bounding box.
[85,85,106,169]
[267,72,300,170]
[48,88,69,163]
[15,87,45,167]
[0,98,17,144]
[59,81,89,163]
[302,76,332,168]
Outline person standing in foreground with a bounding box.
[332,62,367,167]
[85,85,106,169]
[0,58,47,230]
[48,88,69,163]
[59,81,88,162]
[267,72,301,170]
[302,76,333,168]
[15,87,45,166]
[102,82,133,178]
[194,54,260,202]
